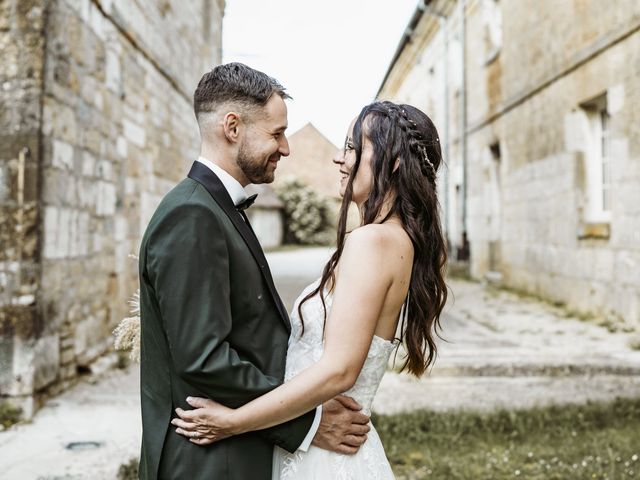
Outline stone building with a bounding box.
[273,122,341,200]
[245,183,285,249]
[378,0,640,326]
[0,0,225,415]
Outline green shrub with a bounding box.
[276,178,333,245]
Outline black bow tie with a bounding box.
[235,194,258,211]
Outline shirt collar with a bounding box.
[196,157,247,206]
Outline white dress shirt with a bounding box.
[194,157,322,451]
[196,157,248,206]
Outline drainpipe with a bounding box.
[460,0,469,259]
[423,4,450,242]
[443,19,450,243]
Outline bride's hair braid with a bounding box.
[296,101,448,377]
[379,102,438,181]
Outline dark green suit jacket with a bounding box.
[138,162,315,479]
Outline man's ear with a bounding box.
[222,112,242,143]
[393,157,401,173]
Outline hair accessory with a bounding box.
[418,146,437,179]
[379,101,436,180]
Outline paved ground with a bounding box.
[374,278,640,414]
[268,247,640,413]
[1,246,639,479]
[0,360,140,480]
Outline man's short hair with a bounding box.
[193,62,290,122]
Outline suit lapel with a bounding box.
[187,162,291,332]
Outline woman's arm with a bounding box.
[173,226,394,443]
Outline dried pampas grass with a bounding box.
[113,255,141,362]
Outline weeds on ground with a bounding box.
[446,262,472,282]
[117,457,138,480]
[487,284,636,335]
[629,336,640,351]
[374,397,640,479]
[0,401,22,429]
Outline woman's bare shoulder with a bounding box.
[346,223,413,254]
[345,223,387,244]
[341,224,413,282]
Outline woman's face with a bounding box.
[334,117,374,205]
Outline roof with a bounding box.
[376,0,432,98]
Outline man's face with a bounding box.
[237,95,290,184]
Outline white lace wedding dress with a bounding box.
[272,280,398,479]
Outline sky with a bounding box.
[222,0,418,147]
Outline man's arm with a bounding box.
[146,202,314,451]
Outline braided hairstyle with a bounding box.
[297,101,448,377]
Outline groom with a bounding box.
[138,63,369,479]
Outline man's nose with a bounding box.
[279,135,290,157]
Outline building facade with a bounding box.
[245,183,285,249]
[0,0,225,414]
[378,0,640,326]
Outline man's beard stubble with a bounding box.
[237,140,275,185]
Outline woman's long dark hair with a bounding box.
[297,101,448,377]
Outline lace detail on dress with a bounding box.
[275,280,398,480]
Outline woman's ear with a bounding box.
[222,112,242,143]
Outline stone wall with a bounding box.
[0,0,225,414]
[0,0,48,414]
[377,0,640,327]
[465,0,640,325]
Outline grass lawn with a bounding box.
[373,397,640,479]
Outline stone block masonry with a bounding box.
[0,0,225,415]
[377,0,640,329]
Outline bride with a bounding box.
[172,100,448,478]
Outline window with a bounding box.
[580,94,611,223]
